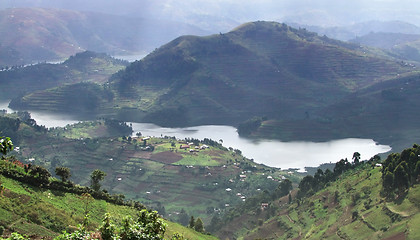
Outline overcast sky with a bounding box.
[1,0,419,30]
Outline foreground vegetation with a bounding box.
[0,137,217,239]
[0,174,217,240]
[213,146,420,239]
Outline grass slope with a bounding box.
[0,174,216,239]
[216,162,420,239]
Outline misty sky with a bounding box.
[1,0,420,31]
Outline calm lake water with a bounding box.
[130,123,391,170]
[0,102,79,128]
[1,102,391,170]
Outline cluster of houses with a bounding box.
[224,188,247,202]
[179,142,209,152]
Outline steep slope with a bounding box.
[0,8,208,67]
[247,72,420,151]
[316,72,420,151]
[0,173,217,239]
[214,149,420,240]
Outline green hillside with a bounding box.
[214,146,420,239]
[0,170,216,240]
[108,21,411,126]
[236,71,420,154]
[0,51,127,101]
[0,113,298,229]
[10,21,415,128]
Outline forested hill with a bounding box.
[108,21,413,126]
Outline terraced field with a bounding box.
[9,119,293,225]
[218,163,420,239]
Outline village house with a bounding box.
[261,203,269,210]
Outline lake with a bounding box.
[0,102,391,171]
[130,123,391,171]
[0,102,79,128]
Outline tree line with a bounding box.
[381,144,420,198]
[296,152,379,200]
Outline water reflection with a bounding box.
[0,102,78,128]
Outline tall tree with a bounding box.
[29,165,51,187]
[189,216,195,228]
[275,179,293,198]
[55,166,71,182]
[178,209,189,226]
[91,169,106,191]
[194,218,204,233]
[352,152,361,165]
[394,162,409,193]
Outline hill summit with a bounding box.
[109,21,411,126]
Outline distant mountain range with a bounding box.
[0,8,209,67]
[289,20,420,41]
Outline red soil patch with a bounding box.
[150,151,183,164]
[126,150,153,160]
[382,232,406,240]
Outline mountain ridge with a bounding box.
[0,7,209,67]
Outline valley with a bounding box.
[1,4,420,238]
[0,113,301,229]
[3,21,420,152]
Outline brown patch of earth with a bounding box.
[207,150,225,157]
[382,232,406,240]
[150,151,183,164]
[127,150,153,159]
